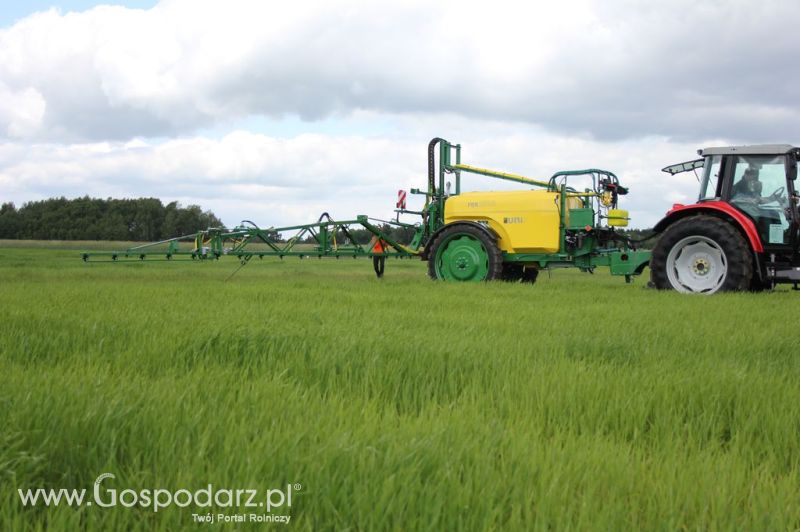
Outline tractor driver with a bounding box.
[731,167,779,205]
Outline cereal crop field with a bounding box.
[2,242,800,530]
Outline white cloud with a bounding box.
[0,0,798,142]
[0,82,45,137]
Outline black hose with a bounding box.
[602,231,657,251]
[625,233,658,244]
[428,137,445,196]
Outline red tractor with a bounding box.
[652,145,800,293]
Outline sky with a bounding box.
[1,0,799,229]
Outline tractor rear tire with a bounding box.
[650,215,752,293]
[427,225,503,281]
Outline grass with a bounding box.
[2,241,800,530]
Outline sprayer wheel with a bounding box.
[427,225,502,282]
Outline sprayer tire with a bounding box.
[427,225,502,281]
[501,263,524,282]
[521,267,539,284]
[501,263,539,284]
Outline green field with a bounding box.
[2,242,800,530]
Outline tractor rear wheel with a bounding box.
[651,215,752,293]
[428,225,502,281]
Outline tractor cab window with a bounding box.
[729,155,790,245]
[699,155,722,200]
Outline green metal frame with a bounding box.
[82,216,417,262]
[83,137,651,281]
[404,139,651,279]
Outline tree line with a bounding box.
[0,197,223,241]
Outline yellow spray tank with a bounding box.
[444,190,583,253]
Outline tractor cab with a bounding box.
[664,145,800,252]
[654,145,800,292]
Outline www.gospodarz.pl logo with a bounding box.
[18,473,298,522]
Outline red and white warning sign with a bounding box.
[396,189,407,209]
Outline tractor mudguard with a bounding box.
[653,201,763,253]
[421,221,499,260]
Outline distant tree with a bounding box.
[0,197,224,241]
[162,201,180,237]
[0,202,20,238]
